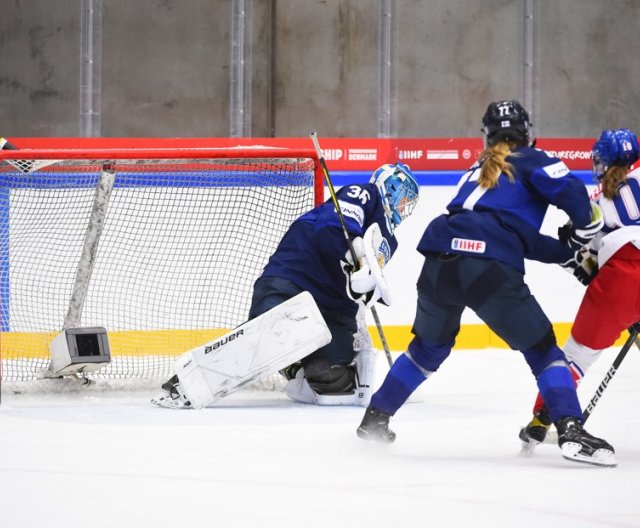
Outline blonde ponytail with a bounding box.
[478,141,516,188]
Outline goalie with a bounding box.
[152,163,419,408]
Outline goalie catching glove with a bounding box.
[558,201,604,250]
[344,223,392,308]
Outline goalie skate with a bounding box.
[151,375,192,409]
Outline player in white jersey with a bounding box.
[520,128,640,451]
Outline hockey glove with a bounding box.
[343,236,367,302]
[345,224,392,307]
[560,246,598,285]
[349,263,385,307]
[558,202,604,250]
[350,268,391,308]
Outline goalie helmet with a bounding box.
[370,162,419,227]
[481,99,532,147]
[592,128,640,180]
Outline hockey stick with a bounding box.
[1,137,58,174]
[310,132,394,368]
[542,322,640,444]
[581,321,640,422]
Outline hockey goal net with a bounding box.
[0,144,323,385]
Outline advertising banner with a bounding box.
[12,137,598,171]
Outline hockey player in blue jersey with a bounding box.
[248,162,419,403]
[356,100,617,467]
[152,161,419,408]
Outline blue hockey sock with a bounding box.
[536,364,581,422]
[370,353,429,416]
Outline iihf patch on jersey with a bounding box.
[543,161,570,179]
[451,237,486,253]
[337,200,365,227]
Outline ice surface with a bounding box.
[1,348,638,528]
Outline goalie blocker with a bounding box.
[157,292,332,409]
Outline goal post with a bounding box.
[0,144,323,384]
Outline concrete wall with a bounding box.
[1,0,639,138]
[396,0,524,137]
[100,1,232,137]
[537,0,640,135]
[1,0,80,135]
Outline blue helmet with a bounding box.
[592,128,640,179]
[370,162,419,227]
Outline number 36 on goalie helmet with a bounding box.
[370,162,419,228]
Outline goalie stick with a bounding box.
[310,132,394,368]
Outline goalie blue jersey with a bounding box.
[260,183,398,317]
[418,147,592,273]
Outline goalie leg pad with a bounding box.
[354,346,376,401]
[285,347,377,406]
[174,291,332,409]
[303,358,355,394]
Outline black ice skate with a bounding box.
[356,406,396,443]
[150,375,192,409]
[555,417,616,467]
[519,407,551,456]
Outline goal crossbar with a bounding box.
[0,146,321,160]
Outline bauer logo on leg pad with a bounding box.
[204,329,244,353]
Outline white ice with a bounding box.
[1,347,639,528]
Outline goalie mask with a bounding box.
[370,162,419,227]
[591,128,640,180]
[481,99,532,147]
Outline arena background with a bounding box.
[2,0,638,349]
